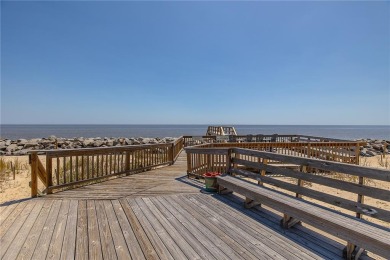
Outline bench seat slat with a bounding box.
[230,176,389,238]
[217,175,390,259]
[233,157,390,202]
[224,175,389,237]
[230,167,390,222]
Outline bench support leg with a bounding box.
[244,197,261,209]
[343,242,365,260]
[218,185,233,195]
[281,214,301,229]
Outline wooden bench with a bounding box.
[217,175,390,260]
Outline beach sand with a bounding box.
[0,155,46,204]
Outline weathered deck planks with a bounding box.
[86,200,103,260]
[75,200,88,260]
[1,194,379,259]
[44,153,200,200]
[17,200,55,259]
[0,152,381,260]
[46,199,70,259]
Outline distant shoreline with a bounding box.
[1,124,389,140]
[0,135,388,157]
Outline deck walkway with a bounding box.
[0,153,376,259]
[43,154,199,200]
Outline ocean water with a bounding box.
[0,125,389,141]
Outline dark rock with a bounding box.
[93,140,104,147]
[18,149,32,155]
[41,140,53,147]
[17,139,28,145]
[6,144,18,152]
[139,138,153,144]
[366,150,377,156]
[124,138,132,145]
[148,138,158,144]
[24,140,40,148]
[82,139,94,147]
[372,144,383,151]
[360,148,368,156]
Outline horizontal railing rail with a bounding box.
[183,136,217,147]
[187,141,361,164]
[172,137,184,161]
[29,137,184,197]
[183,134,355,147]
[186,148,230,177]
[185,146,390,223]
[206,126,237,136]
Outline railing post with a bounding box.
[125,151,131,171]
[307,143,311,158]
[356,136,365,221]
[30,152,38,197]
[46,155,53,194]
[207,154,211,172]
[170,143,174,164]
[186,152,191,177]
[355,143,360,165]
[356,177,364,219]
[296,165,306,199]
[258,159,268,185]
[226,149,232,174]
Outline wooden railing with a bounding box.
[187,141,360,166]
[183,134,353,147]
[186,148,230,178]
[206,126,237,136]
[29,137,184,197]
[185,146,390,223]
[183,136,217,147]
[172,137,184,161]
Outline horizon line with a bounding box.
[1,124,389,126]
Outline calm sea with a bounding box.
[0,125,389,141]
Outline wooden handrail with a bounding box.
[29,137,184,197]
[185,146,390,223]
[186,141,361,164]
[232,148,388,181]
[183,134,360,147]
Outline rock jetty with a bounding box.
[358,139,390,157]
[0,136,388,157]
[0,136,177,155]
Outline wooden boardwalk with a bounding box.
[0,153,377,259]
[43,154,199,200]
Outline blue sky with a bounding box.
[1,1,389,124]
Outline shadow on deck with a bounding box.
[0,153,375,259]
